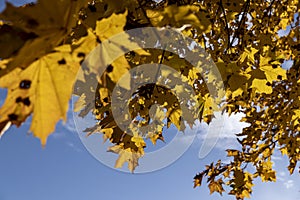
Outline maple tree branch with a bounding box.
[219,0,231,53]
[229,0,250,48]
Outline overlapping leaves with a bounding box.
[0,0,299,199]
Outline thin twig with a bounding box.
[228,0,250,48]
[219,0,231,53]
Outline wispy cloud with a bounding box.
[272,155,283,161]
[50,131,67,140]
[63,115,77,133]
[275,163,297,190]
[170,112,250,160]
[195,112,250,150]
[48,106,84,153]
[51,108,78,139]
[276,171,286,181]
[284,180,294,189]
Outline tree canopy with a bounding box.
[0,0,299,199]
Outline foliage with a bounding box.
[0,0,299,199]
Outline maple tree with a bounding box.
[0,0,299,199]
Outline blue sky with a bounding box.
[0,1,299,200]
[0,98,299,200]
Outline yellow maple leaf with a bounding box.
[147,5,211,33]
[96,10,128,41]
[251,79,272,94]
[0,45,79,145]
[239,47,258,64]
[108,145,143,173]
[208,179,225,195]
[260,56,287,82]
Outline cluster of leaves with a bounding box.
[190,0,300,198]
[0,0,299,199]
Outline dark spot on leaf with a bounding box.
[23,97,31,106]
[58,58,66,65]
[15,97,31,106]
[103,97,109,103]
[19,80,31,89]
[277,75,282,80]
[77,52,85,58]
[104,4,108,11]
[120,46,128,52]
[8,114,18,121]
[88,4,97,12]
[107,65,113,73]
[27,18,39,29]
[272,64,278,68]
[266,82,272,86]
[16,97,23,103]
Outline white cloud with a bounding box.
[170,112,250,159]
[284,180,294,189]
[195,112,250,151]
[277,171,286,181]
[272,155,283,161]
[64,115,77,133]
[51,109,78,140]
[279,171,286,176]
[50,130,67,139]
